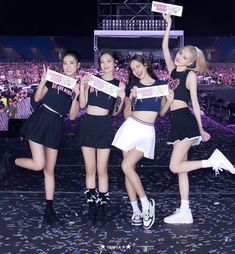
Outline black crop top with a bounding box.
[87,76,119,111]
[42,81,74,116]
[127,80,165,112]
[170,69,191,104]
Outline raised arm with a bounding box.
[162,14,175,74]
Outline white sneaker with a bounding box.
[142,198,155,229]
[131,210,142,226]
[164,208,193,224]
[209,149,235,175]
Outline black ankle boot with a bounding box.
[95,192,109,226]
[87,203,96,225]
[43,207,61,226]
[95,203,106,226]
[84,189,97,225]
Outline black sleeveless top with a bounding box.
[170,69,191,104]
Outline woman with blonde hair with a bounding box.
[161,14,235,224]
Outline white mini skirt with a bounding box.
[112,115,156,159]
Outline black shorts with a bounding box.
[78,114,114,149]
[20,105,64,149]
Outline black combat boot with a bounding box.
[84,189,97,225]
[43,200,61,227]
[95,192,109,226]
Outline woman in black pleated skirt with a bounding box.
[79,50,126,226]
[2,50,81,226]
[161,14,235,225]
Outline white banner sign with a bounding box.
[88,75,120,98]
[151,1,183,17]
[137,84,169,99]
[46,69,77,89]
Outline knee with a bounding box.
[85,166,96,176]
[121,160,133,176]
[169,162,178,174]
[34,161,45,171]
[44,167,55,176]
[97,167,107,178]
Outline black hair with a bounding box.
[98,50,118,66]
[62,49,80,63]
[127,54,158,84]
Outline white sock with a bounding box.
[140,196,149,211]
[180,199,190,210]
[202,159,213,168]
[130,200,141,213]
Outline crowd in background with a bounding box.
[1,61,235,124]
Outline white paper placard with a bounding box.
[46,69,77,89]
[88,75,120,98]
[151,1,183,17]
[136,84,169,99]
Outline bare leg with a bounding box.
[15,140,46,171]
[44,147,58,200]
[81,146,98,225]
[123,151,138,202]
[42,147,60,226]
[121,149,155,229]
[121,148,145,198]
[169,140,202,174]
[178,154,189,201]
[97,148,110,193]
[81,146,97,189]
[164,141,195,224]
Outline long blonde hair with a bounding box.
[184,45,208,74]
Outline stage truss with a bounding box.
[97,0,176,30]
[94,30,184,66]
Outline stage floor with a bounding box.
[0,113,235,254]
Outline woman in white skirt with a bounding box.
[112,54,173,229]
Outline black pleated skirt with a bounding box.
[20,105,64,149]
[167,107,202,146]
[78,114,114,148]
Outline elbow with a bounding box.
[124,112,130,119]
[69,113,77,120]
[70,116,76,121]
[79,102,86,109]
[159,112,165,118]
[34,97,40,103]
[112,111,119,117]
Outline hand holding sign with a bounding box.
[46,69,77,89]
[88,75,120,98]
[136,84,169,99]
[80,74,92,88]
[151,1,183,17]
